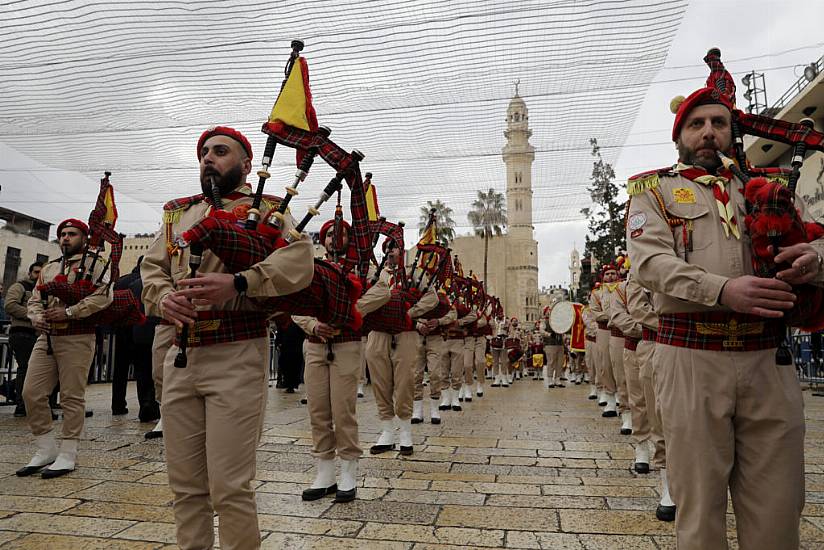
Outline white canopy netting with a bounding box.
[0,0,688,233]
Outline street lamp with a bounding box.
[804,63,819,82]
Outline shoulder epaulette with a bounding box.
[260,193,283,212]
[627,166,676,196]
[162,194,204,224]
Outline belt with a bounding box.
[610,327,624,338]
[624,336,640,351]
[585,335,596,342]
[657,312,784,352]
[174,310,269,348]
[642,327,657,342]
[597,321,608,330]
[308,333,362,344]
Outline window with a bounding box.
[3,246,21,290]
[36,253,49,265]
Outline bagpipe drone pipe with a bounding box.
[704,49,824,332]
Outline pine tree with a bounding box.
[579,138,626,298]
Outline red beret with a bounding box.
[197,126,253,160]
[381,237,399,253]
[319,219,351,244]
[671,87,734,141]
[601,263,617,274]
[57,218,89,236]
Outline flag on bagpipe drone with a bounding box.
[177,40,376,331]
[37,173,146,328]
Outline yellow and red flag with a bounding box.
[269,57,318,132]
[365,179,380,222]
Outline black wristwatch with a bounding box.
[233,273,248,296]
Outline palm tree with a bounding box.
[467,188,507,288]
[418,200,456,244]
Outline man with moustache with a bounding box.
[627,73,824,549]
[18,221,111,479]
[141,126,314,550]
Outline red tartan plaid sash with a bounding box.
[624,336,640,351]
[642,327,657,342]
[597,321,608,330]
[585,335,596,343]
[610,327,624,338]
[362,288,413,335]
[174,310,269,348]
[656,312,784,351]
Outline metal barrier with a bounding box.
[793,331,824,396]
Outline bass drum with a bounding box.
[549,301,581,334]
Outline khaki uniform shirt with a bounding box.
[626,277,658,332]
[627,164,824,313]
[141,184,315,321]
[608,279,642,338]
[28,253,112,323]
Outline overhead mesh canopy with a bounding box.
[0,0,688,233]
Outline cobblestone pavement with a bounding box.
[1,376,824,549]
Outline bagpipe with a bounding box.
[704,49,824,332]
[173,41,372,345]
[37,173,145,354]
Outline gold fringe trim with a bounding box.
[627,173,659,196]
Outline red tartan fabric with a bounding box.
[38,280,96,305]
[51,290,145,334]
[263,259,362,330]
[624,337,640,351]
[737,111,824,153]
[490,336,504,349]
[641,328,657,341]
[174,310,269,348]
[609,327,624,338]
[585,335,596,343]
[362,288,413,335]
[656,312,784,351]
[504,337,521,350]
[596,321,608,330]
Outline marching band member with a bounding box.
[141,126,315,549]
[412,290,456,424]
[490,314,509,387]
[294,219,389,503]
[19,219,112,479]
[540,310,565,388]
[583,296,600,400]
[459,295,479,403]
[589,272,618,416]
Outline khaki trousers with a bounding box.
[441,338,465,390]
[595,329,616,393]
[622,348,649,444]
[491,347,506,378]
[585,339,598,386]
[637,340,665,467]
[415,336,445,400]
[23,334,95,439]
[571,353,586,375]
[546,345,564,379]
[474,337,487,382]
[360,336,368,384]
[366,331,418,421]
[163,337,269,550]
[608,335,629,412]
[462,337,477,385]
[152,324,175,404]
[654,344,805,550]
[304,340,361,460]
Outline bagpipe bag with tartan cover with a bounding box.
[177,125,371,330]
[38,175,145,328]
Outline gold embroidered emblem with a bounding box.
[672,188,696,204]
[696,319,764,349]
[184,319,221,345]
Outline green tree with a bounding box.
[418,200,456,244]
[467,188,507,289]
[579,138,626,298]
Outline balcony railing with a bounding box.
[763,53,824,116]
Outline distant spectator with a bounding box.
[3,262,43,416]
[275,318,305,393]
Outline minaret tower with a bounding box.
[570,245,582,295]
[502,81,539,322]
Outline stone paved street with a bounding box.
[1,377,824,549]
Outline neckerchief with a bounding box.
[676,164,740,239]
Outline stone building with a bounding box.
[449,88,540,323]
[1,207,61,290]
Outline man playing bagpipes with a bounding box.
[489,310,509,387]
[627,48,824,549]
[458,278,482,402]
[626,275,673,522]
[293,218,389,503]
[141,126,315,549]
[439,278,477,411]
[472,295,493,396]
[17,219,113,479]
[589,265,620,417]
[365,237,440,456]
[582,301,599,400]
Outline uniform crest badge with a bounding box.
[673,187,696,204]
[628,212,647,231]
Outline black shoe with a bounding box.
[458,397,464,402]
[491,383,500,387]
[560,377,567,381]
[144,429,163,440]
[370,443,395,454]
[85,410,94,418]
[476,391,483,397]
[598,401,607,407]
[438,404,450,411]
[465,397,472,402]
[620,428,633,435]
[357,392,364,398]
[602,410,618,418]
[556,384,565,388]
[411,417,423,425]
[13,405,26,418]
[431,417,441,425]
[285,387,295,394]
[588,395,598,400]
[575,381,582,385]
[451,405,462,411]
[16,463,52,477]
[138,404,161,423]
[41,467,74,479]
[656,504,676,522]
[501,383,509,388]
[300,398,308,405]
[334,487,356,503]
[112,407,128,416]
[302,484,337,501]
[399,446,413,456]
[634,462,650,474]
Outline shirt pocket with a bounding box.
[663,202,713,254]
